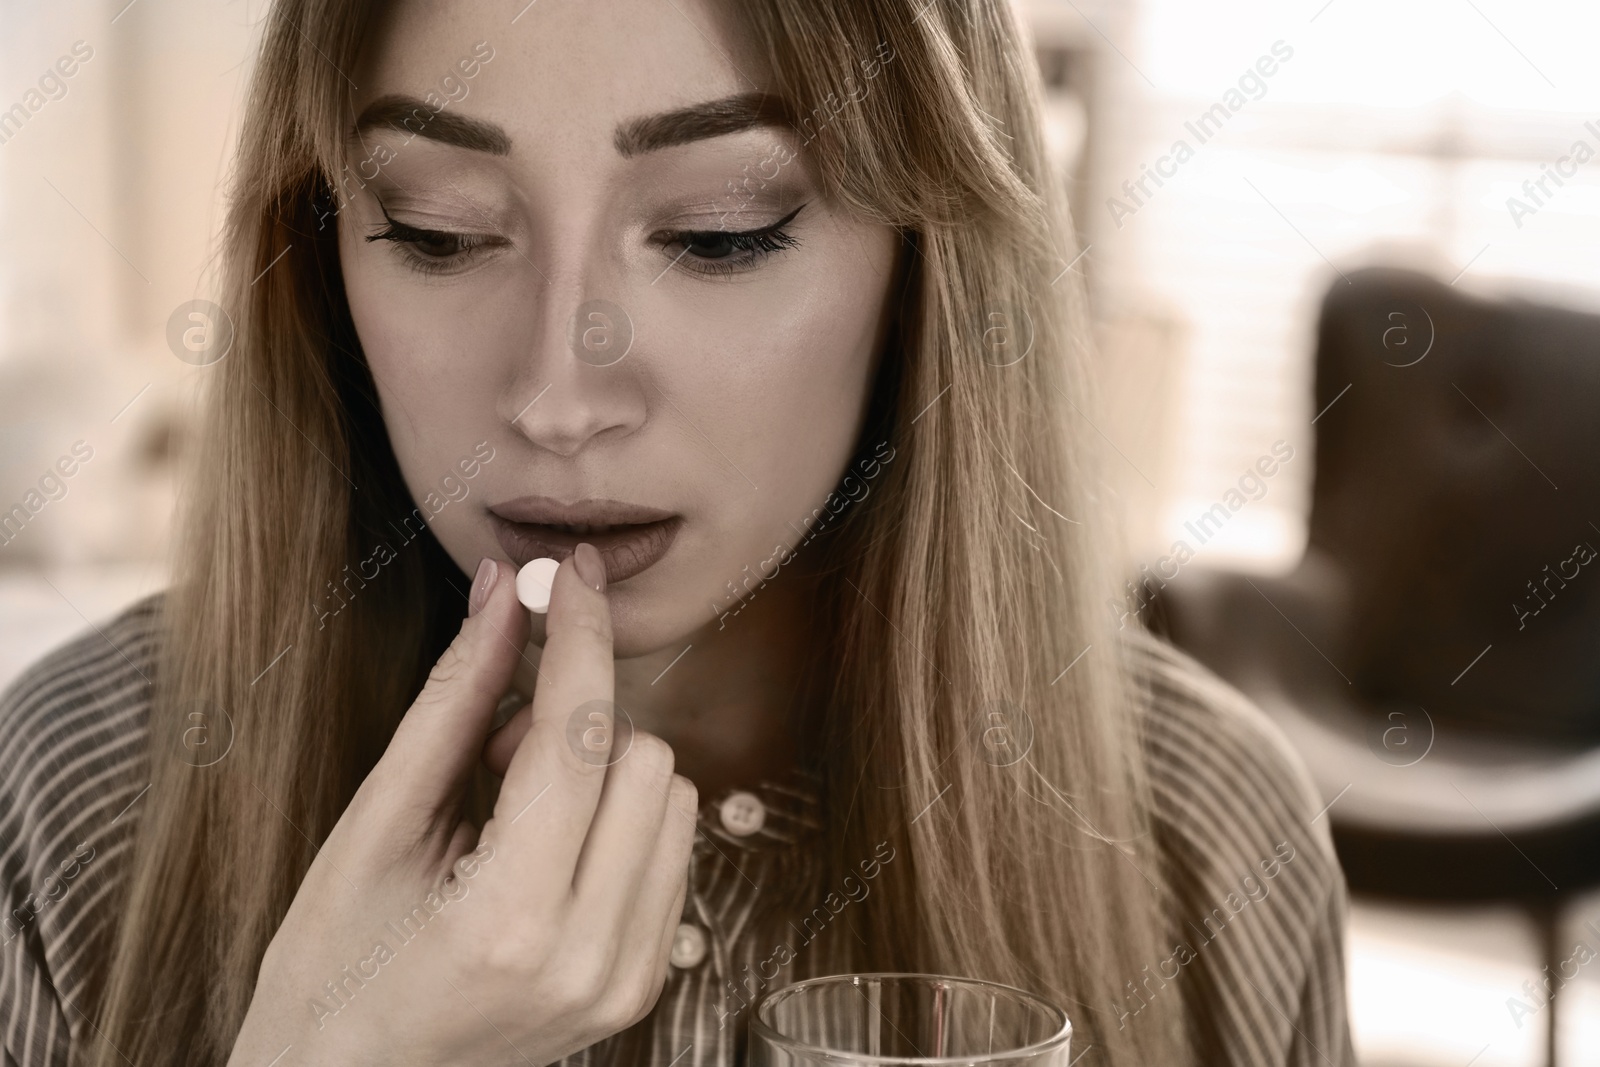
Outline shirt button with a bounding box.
[670,922,708,969]
[719,791,766,836]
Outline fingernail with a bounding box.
[468,558,497,616]
[574,542,606,593]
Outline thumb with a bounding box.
[373,558,530,814]
[481,703,532,779]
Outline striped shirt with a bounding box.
[0,594,1355,1066]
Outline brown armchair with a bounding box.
[1149,266,1600,1066]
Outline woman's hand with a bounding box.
[227,550,698,1067]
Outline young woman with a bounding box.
[0,0,1354,1064]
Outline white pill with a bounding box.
[516,557,561,614]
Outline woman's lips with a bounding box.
[488,513,683,585]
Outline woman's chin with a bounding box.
[516,595,700,663]
[609,604,704,661]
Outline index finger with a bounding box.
[489,545,616,883]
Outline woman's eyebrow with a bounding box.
[612,92,794,157]
[349,90,794,158]
[351,94,512,154]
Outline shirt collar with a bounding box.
[694,763,824,855]
[494,687,824,856]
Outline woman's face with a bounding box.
[338,0,899,656]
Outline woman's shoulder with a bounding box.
[0,592,161,1065]
[0,592,162,786]
[1123,626,1355,1065]
[1125,625,1331,860]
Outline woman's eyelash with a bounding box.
[365,202,808,278]
[654,204,807,276]
[364,205,500,276]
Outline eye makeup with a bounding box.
[364,195,810,280]
[365,202,510,276]
[649,203,807,277]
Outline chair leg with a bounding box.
[1534,900,1561,1067]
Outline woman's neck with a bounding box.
[509,567,821,799]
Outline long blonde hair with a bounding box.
[85,1,1188,1064]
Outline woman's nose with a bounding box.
[500,289,646,457]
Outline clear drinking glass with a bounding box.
[748,973,1073,1066]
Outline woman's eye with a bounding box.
[656,203,806,276]
[402,230,472,257]
[682,232,747,260]
[365,207,502,276]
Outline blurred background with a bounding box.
[3,0,1599,1062]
